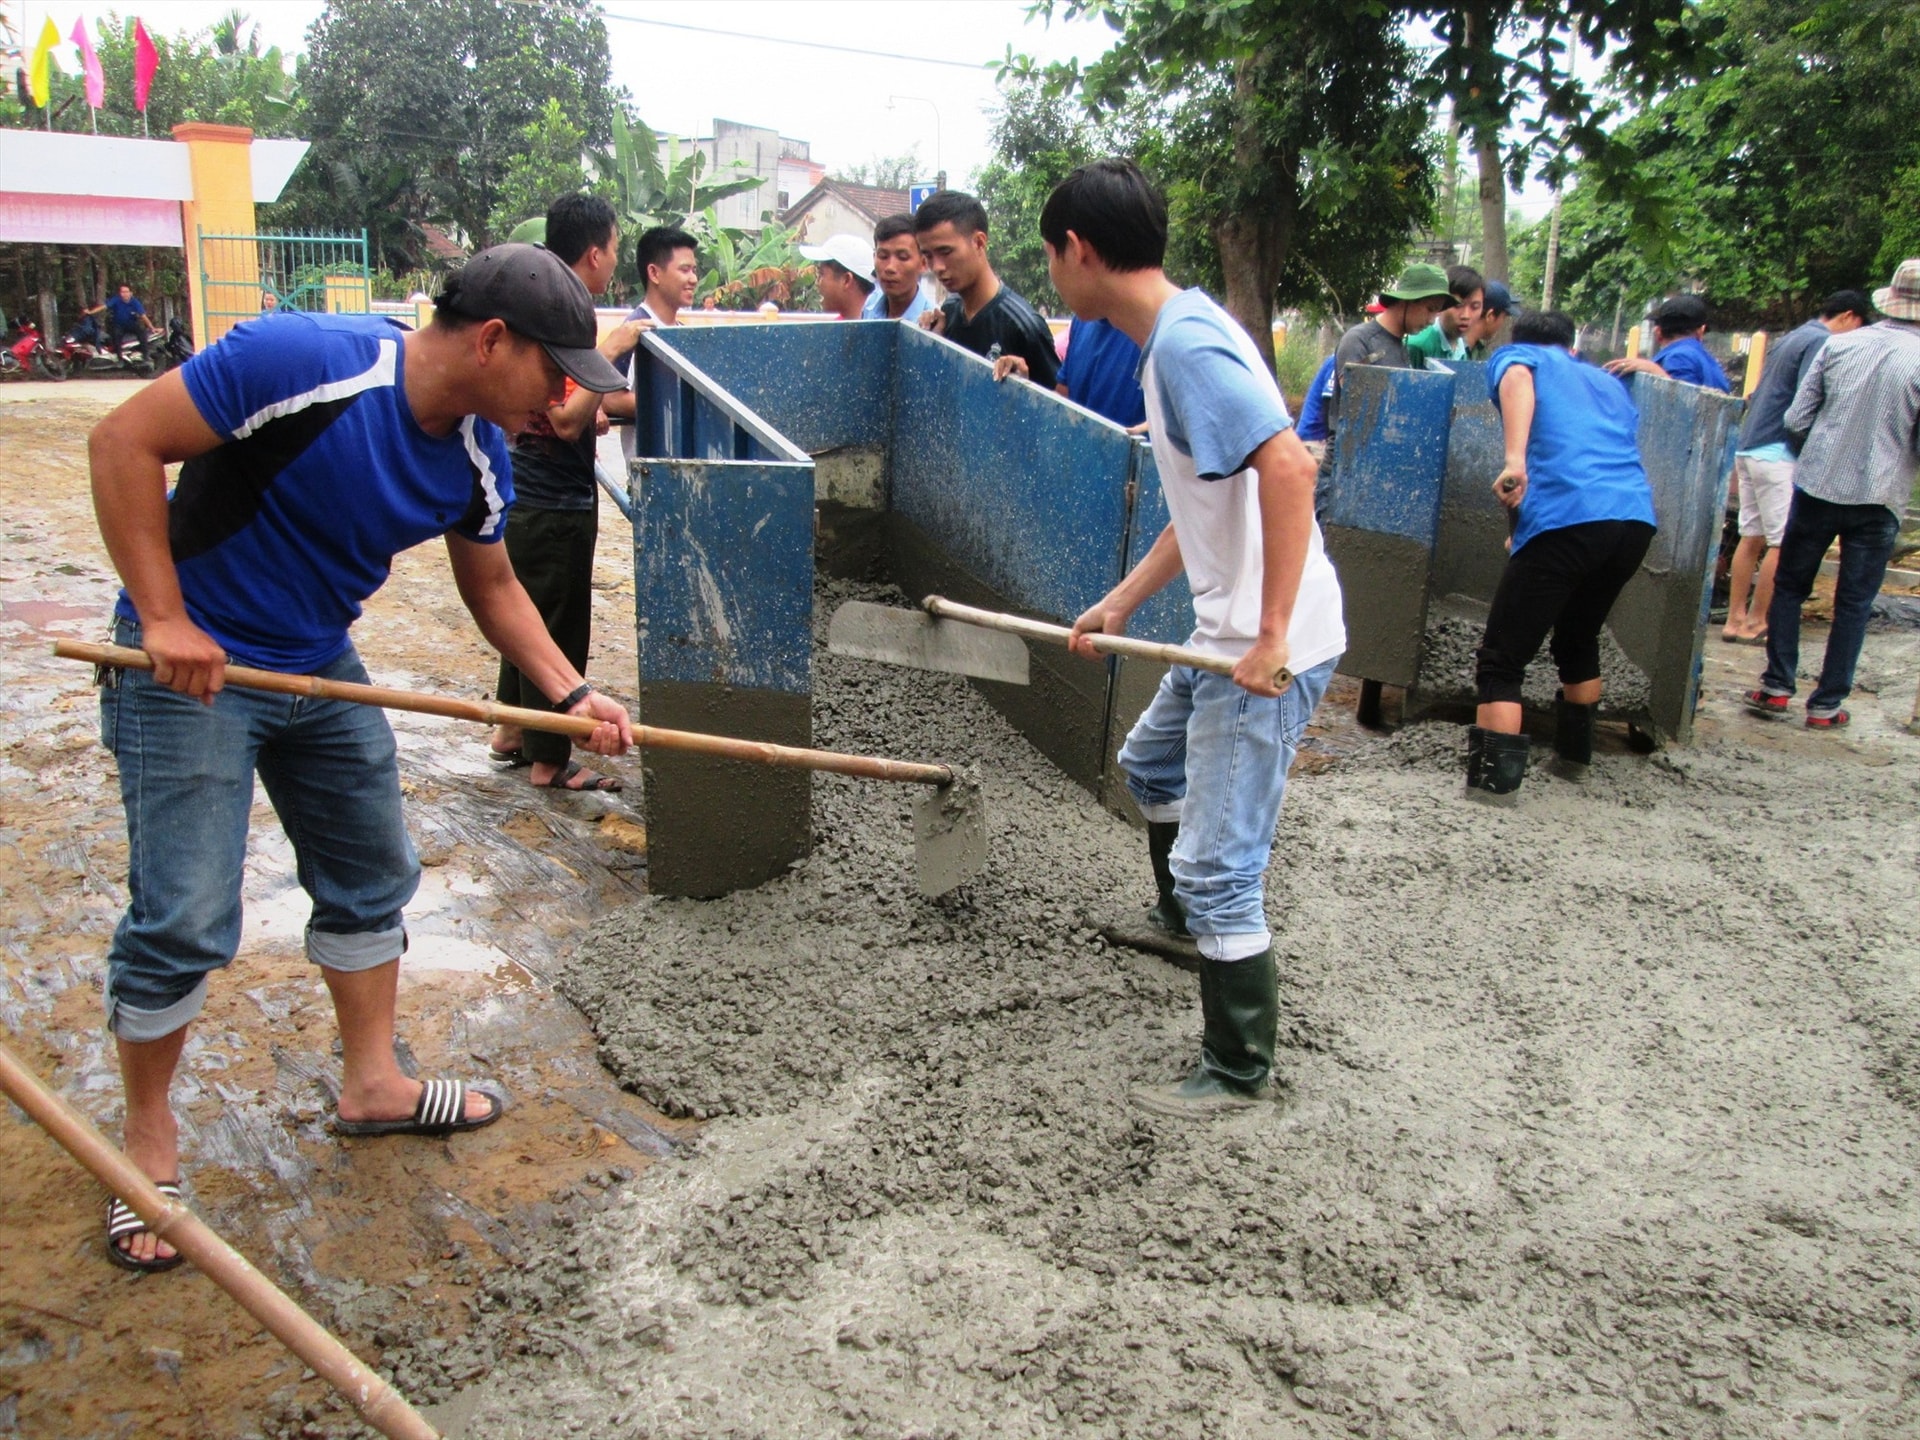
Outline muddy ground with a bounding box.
[6,385,1920,1439]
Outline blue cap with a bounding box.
[1482,280,1516,317]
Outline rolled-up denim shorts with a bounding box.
[1117,657,1337,960]
[99,616,420,1041]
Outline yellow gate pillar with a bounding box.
[173,122,258,347]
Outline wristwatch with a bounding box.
[553,682,594,713]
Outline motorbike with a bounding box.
[54,324,162,379]
[5,321,65,380]
[162,317,195,368]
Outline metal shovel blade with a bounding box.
[914,773,987,897]
[828,601,1031,686]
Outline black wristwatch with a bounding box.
[554,682,594,713]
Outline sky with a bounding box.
[12,0,1121,186]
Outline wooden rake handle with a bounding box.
[922,596,1293,691]
[0,1038,442,1440]
[53,641,954,789]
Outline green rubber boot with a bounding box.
[1132,947,1278,1117]
[1146,821,1189,937]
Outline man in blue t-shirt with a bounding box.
[1604,294,1731,393]
[104,283,151,345]
[1048,160,1345,1118]
[1296,353,1336,454]
[1053,316,1145,427]
[86,243,634,1271]
[1468,310,1658,802]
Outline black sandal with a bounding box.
[106,1182,185,1273]
[539,761,621,792]
[332,1078,506,1137]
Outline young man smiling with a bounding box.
[914,190,1059,388]
[1050,160,1345,1118]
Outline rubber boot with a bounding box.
[1551,691,1595,781]
[1145,821,1189,937]
[1463,726,1528,805]
[1132,948,1278,1117]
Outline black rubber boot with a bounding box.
[1133,948,1278,1117]
[1552,691,1595,780]
[1145,821,1189,937]
[1464,726,1528,805]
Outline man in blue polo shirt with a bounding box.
[1470,310,1657,801]
[1605,294,1731,392]
[1052,316,1145,427]
[104,282,151,346]
[86,243,634,1271]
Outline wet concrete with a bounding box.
[1323,525,1436,689]
[417,577,1920,1440]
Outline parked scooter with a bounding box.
[162,317,195,369]
[55,323,161,379]
[6,321,66,380]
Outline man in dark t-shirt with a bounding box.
[914,190,1060,388]
[491,195,646,792]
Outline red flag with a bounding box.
[72,19,105,111]
[133,20,157,113]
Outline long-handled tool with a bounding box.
[52,641,984,897]
[827,594,1293,691]
[0,1037,442,1440]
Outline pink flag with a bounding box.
[133,19,158,113]
[71,19,104,111]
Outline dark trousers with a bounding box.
[1761,489,1899,715]
[1475,519,1655,706]
[496,505,598,766]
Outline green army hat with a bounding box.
[1380,262,1455,304]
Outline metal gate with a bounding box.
[197,228,371,343]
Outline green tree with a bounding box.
[833,150,924,189]
[1012,0,1438,363]
[973,79,1112,311]
[488,99,592,240]
[297,0,617,253]
[1509,0,1920,331]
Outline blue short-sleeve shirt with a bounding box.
[1489,344,1655,554]
[1296,354,1336,442]
[1058,317,1145,428]
[1652,335,1731,392]
[1142,290,1293,479]
[115,312,516,671]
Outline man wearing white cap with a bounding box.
[1746,258,1920,730]
[801,234,877,320]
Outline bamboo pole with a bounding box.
[52,641,953,788]
[0,1038,441,1440]
[923,596,1294,690]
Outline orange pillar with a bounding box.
[173,122,258,347]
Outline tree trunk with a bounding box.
[1212,56,1295,371]
[1475,128,1507,283]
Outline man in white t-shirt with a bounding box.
[1053,160,1346,1118]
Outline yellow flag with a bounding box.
[28,16,60,108]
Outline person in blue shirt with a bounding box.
[1053,316,1145,427]
[1296,353,1336,449]
[1604,294,1731,392]
[861,213,935,323]
[104,283,152,346]
[85,243,635,1271]
[1469,310,1657,802]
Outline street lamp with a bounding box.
[886,94,944,190]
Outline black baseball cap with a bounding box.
[437,243,626,393]
[1481,280,1517,317]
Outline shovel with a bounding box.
[53,641,985,898]
[828,594,1293,691]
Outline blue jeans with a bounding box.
[1761,490,1900,715]
[100,618,420,1041]
[1117,658,1337,959]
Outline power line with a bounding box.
[594,7,993,71]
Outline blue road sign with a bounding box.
[909,184,938,212]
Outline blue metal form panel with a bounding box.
[648,321,898,455]
[889,325,1138,623]
[634,458,815,695]
[1630,373,1741,577]
[1121,442,1196,645]
[1327,365,1457,541]
[630,333,810,465]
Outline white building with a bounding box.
[659,118,821,231]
